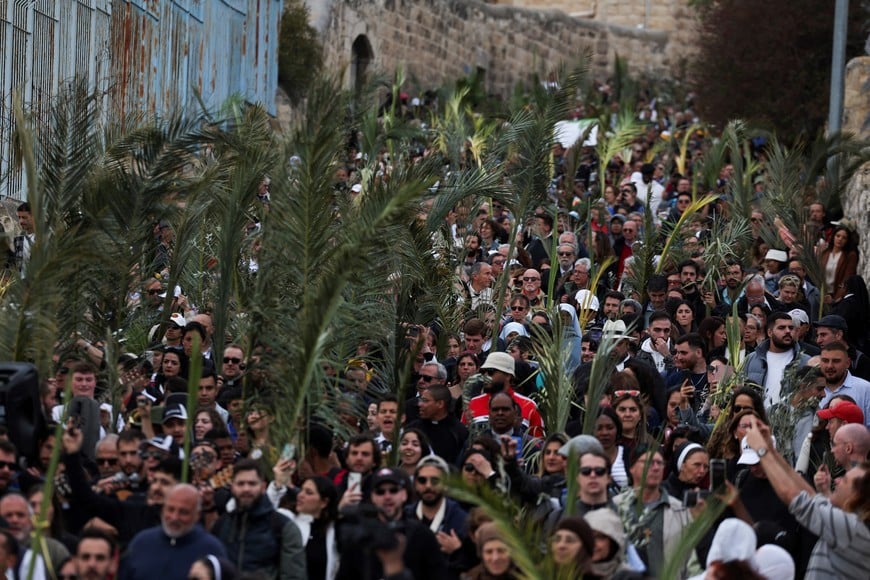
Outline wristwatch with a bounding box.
[756,447,768,458]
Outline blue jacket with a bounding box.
[742,339,810,399]
[121,525,226,580]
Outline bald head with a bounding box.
[161,484,202,539]
[836,424,870,463]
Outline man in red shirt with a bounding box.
[465,352,545,438]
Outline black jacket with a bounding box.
[62,451,160,545]
[336,514,448,580]
[212,494,307,579]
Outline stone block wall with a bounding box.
[318,0,699,98]
[841,56,870,282]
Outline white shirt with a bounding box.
[764,349,794,407]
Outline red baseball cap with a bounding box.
[817,402,865,424]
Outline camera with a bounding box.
[339,504,406,551]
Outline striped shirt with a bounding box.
[789,491,870,579]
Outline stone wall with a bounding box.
[317,0,699,98]
[841,56,870,282]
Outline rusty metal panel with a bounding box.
[1,0,282,199]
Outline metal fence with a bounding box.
[0,0,283,200]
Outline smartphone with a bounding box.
[683,490,710,508]
[709,459,727,491]
[280,443,296,462]
[348,472,362,490]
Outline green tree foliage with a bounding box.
[277,0,324,104]
[691,0,867,141]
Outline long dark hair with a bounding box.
[306,475,339,522]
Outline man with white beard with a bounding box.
[120,485,226,579]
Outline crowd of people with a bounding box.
[1,88,870,580]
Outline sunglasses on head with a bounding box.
[613,390,641,398]
[579,466,608,477]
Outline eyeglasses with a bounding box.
[463,463,477,473]
[97,457,118,466]
[613,390,641,398]
[510,306,526,311]
[0,460,17,471]
[522,277,540,282]
[223,357,242,364]
[732,405,753,414]
[620,189,632,194]
[557,251,574,257]
[416,476,441,486]
[579,466,608,477]
[373,486,401,496]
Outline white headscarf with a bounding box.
[499,321,529,343]
[753,544,795,580]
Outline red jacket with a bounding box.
[465,387,545,438]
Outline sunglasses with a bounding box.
[463,463,480,473]
[416,476,441,486]
[223,357,242,364]
[418,375,437,383]
[373,486,401,496]
[732,404,753,414]
[613,390,641,398]
[510,306,526,311]
[557,251,574,257]
[522,277,540,282]
[620,189,632,194]
[139,451,166,460]
[579,466,608,477]
[0,460,17,471]
[147,289,162,295]
[97,457,118,466]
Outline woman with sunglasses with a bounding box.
[680,386,765,441]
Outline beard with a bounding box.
[483,380,506,394]
[420,491,443,507]
[770,335,794,350]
